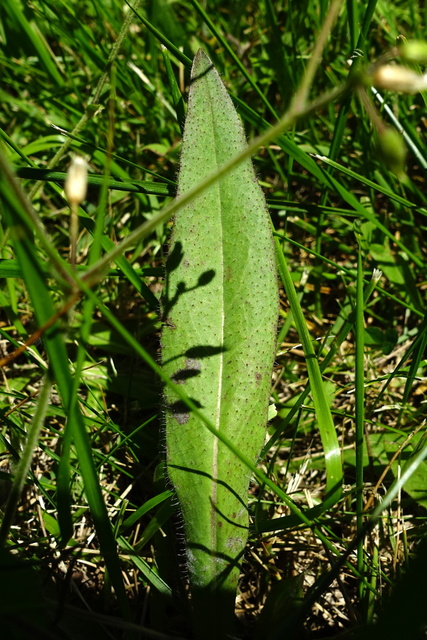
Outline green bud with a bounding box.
[399,39,427,63]
[376,128,407,179]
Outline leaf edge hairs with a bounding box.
[161,50,278,640]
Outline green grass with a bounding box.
[1,0,427,638]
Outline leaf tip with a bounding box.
[191,48,214,79]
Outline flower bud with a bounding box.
[371,65,427,93]
[376,128,406,179]
[65,157,88,205]
[371,269,382,285]
[399,39,427,64]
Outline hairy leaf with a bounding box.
[162,50,278,638]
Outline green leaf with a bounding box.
[117,536,173,598]
[364,326,399,354]
[379,431,427,509]
[275,238,343,508]
[345,430,427,509]
[2,0,64,88]
[0,153,131,620]
[161,50,278,639]
[14,166,173,197]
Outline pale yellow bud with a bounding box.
[372,65,427,93]
[65,157,88,205]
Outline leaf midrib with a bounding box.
[209,77,226,548]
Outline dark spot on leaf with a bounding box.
[172,409,189,424]
[168,399,203,425]
[185,358,201,371]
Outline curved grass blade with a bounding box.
[275,237,342,507]
[0,154,131,620]
[14,167,174,196]
[2,0,64,87]
[161,50,278,639]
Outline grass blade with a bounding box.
[2,0,63,87]
[275,236,343,506]
[0,154,131,620]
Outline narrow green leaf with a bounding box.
[118,536,173,598]
[355,246,365,593]
[14,167,173,196]
[161,50,278,638]
[0,154,131,620]
[0,258,160,280]
[2,0,64,87]
[161,45,186,133]
[119,491,173,533]
[311,154,417,208]
[275,237,342,506]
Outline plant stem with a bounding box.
[28,0,142,200]
[82,82,349,287]
[355,244,365,603]
[291,0,344,113]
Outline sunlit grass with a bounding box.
[1,1,427,638]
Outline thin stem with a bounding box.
[371,86,427,169]
[28,0,142,200]
[189,0,279,118]
[355,245,365,601]
[82,82,349,287]
[0,151,73,284]
[291,0,344,112]
[69,202,78,268]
